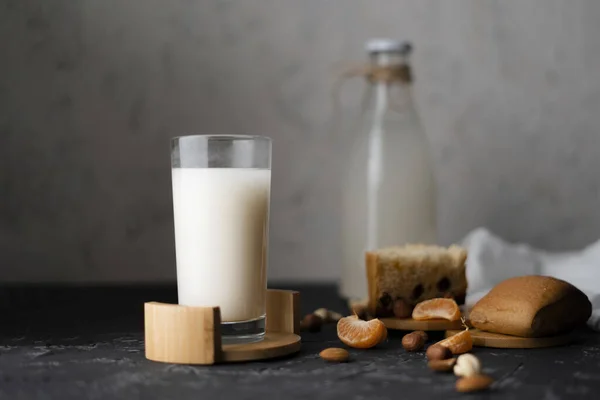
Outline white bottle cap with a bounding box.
[365,39,412,55]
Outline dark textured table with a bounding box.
[1,284,599,399]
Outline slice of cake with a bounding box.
[366,244,468,317]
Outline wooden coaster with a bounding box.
[444,328,574,349]
[381,317,466,331]
[144,289,301,365]
[220,332,300,363]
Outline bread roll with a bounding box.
[470,275,591,337]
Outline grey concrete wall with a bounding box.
[2,0,600,283]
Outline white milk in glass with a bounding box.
[172,167,271,322]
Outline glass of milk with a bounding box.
[171,135,271,344]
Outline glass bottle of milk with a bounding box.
[338,40,437,300]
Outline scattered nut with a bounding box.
[392,298,413,318]
[456,374,494,393]
[426,344,452,361]
[454,353,481,377]
[319,347,349,362]
[314,308,343,323]
[313,308,329,320]
[414,330,428,343]
[428,358,457,372]
[402,331,425,352]
[300,314,323,332]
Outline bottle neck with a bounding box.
[369,51,406,67]
[367,52,412,85]
[364,52,416,117]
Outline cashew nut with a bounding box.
[454,353,482,377]
[313,308,343,322]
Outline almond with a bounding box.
[428,358,457,372]
[456,374,494,393]
[319,347,349,362]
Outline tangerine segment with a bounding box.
[337,316,387,349]
[437,329,473,354]
[412,298,461,321]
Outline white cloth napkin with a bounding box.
[461,228,600,332]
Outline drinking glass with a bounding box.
[171,135,271,343]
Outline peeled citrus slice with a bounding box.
[337,316,387,349]
[412,298,461,321]
[437,328,473,354]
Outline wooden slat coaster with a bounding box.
[381,317,466,331]
[145,289,301,365]
[444,328,574,349]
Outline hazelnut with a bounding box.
[300,314,323,332]
[414,330,428,342]
[454,353,481,377]
[402,331,425,352]
[392,298,413,318]
[426,344,452,361]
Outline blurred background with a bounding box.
[2,0,600,284]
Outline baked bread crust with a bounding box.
[366,244,468,316]
[470,275,592,337]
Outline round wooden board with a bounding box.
[445,329,573,349]
[381,317,465,331]
[221,332,301,362]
